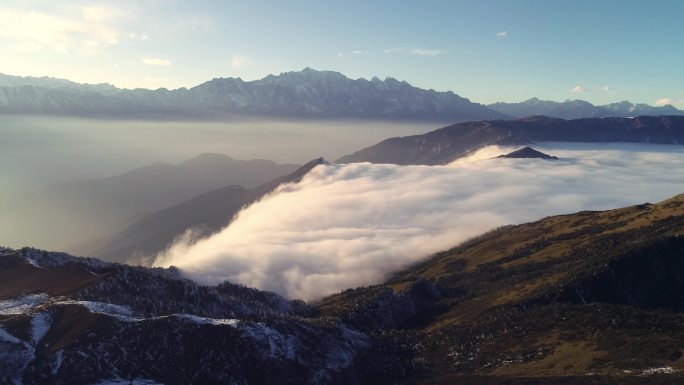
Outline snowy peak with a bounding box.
[489,97,684,119]
[0,69,504,121]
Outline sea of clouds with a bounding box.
[154,143,684,301]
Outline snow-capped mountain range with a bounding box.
[488,97,684,119]
[2,69,681,120]
[0,69,504,121]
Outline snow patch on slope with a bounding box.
[175,314,239,327]
[0,326,35,385]
[241,322,298,360]
[0,293,50,315]
[25,255,42,268]
[58,300,136,321]
[31,312,52,344]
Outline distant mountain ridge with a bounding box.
[0,154,298,253]
[86,158,327,263]
[488,97,684,119]
[0,69,505,121]
[2,71,680,121]
[337,115,684,165]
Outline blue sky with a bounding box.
[1,0,682,107]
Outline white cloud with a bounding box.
[142,57,171,66]
[410,48,444,56]
[496,31,508,37]
[654,98,674,106]
[383,47,445,56]
[0,3,123,56]
[231,54,250,68]
[337,50,368,58]
[570,85,585,93]
[600,85,610,92]
[129,32,148,40]
[154,143,684,301]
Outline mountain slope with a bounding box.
[337,115,684,165]
[4,193,684,384]
[0,247,368,385]
[488,98,684,119]
[0,69,506,122]
[0,154,298,254]
[89,158,327,263]
[316,193,684,384]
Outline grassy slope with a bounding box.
[317,194,684,384]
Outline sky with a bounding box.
[1,0,683,107]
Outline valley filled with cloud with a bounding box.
[156,143,684,300]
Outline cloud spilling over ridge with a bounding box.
[154,143,684,301]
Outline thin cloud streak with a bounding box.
[383,47,445,56]
[337,50,368,58]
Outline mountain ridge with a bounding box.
[4,69,682,121]
[337,115,684,165]
[0,69,505,122]
[488,97,684,119]
[86,158,328,263]
[0,154,299,254]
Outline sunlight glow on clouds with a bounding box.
[570,85,585,93]
[231,54,250,68]
[154,143,684,301]
[654,98,674,106]
[0,3,123,56]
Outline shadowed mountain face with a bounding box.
[488,98,684,119]
[497,146,558,159]
[0,247,366,385]
[0,154,299,253]
[3,194,684,384]
[89,158,327,263]
[337,115,684,165]
[0,69,506,122]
